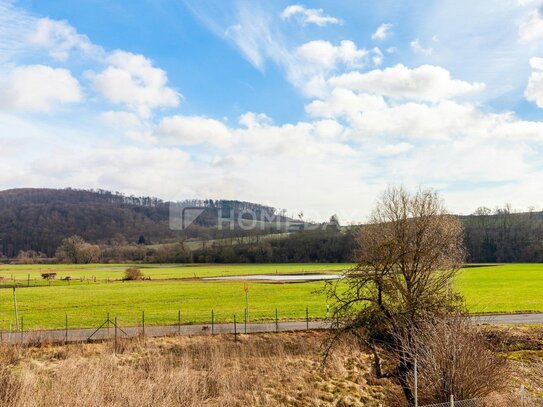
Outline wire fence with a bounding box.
[421,398,482,407]
[0,304,332,345]
[417,390,543,407]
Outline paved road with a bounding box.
[1,313,542,345]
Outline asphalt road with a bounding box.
[1,313,542,345]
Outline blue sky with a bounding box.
[1,0,543,221]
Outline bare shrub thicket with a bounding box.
[123,267,144,281]
[399,316,509,405]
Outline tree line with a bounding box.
[1,188,543,263]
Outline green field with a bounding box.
[0,263,541,330]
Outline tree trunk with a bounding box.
[398,353,415,406]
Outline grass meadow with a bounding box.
[0,263,541,330]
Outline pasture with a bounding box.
[0,263,541,330]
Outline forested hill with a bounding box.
[1,188,543,263]
[462,208,543,263]
[0,188,282,257]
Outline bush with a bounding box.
[401,315,508,405]
[123,268,144,281]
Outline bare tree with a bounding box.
[325,186,465,405]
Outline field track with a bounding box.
[3,313,542,345]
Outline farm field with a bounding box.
[0,262,351,286]
[0,263,541,330]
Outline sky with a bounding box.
[1,0,543,222]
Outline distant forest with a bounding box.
[1,188,542,263]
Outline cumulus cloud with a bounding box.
[0,65,82,112]
[519,9,543,41]
[378,142,413,156]
[239,112,273,128]
[296,40,367,71]
[372,23,392,40]
[156,115,232,147]
[305,88,386,119]
[410,39,433,55]
[280,4,342,26]
[28,17,102,61]
[525,57,543,107]
[329,64,485,101]
[89,51,180,118]
[291,40,372,97]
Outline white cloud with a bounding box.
[519,9,543,41]
[296,40,367,71]
[0,65,82,112]
[530,56,543,70]
[28,18,102,61]
[525,57,543,107]
[280,4,341,26]
[89,51,180,118]
[305,88,386,119]
[372,23,392,40]
[291,40,370,97]
[410,39,433,55]
[100,111,143,129]
[378,142,413,156]
[156,115,232,147]
[211,154,247,168]
[329,64,485,101]
[239,112,273,128]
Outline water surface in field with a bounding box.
[204,274,342,281]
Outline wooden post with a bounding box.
[13,287,19,331]
[142,310,145,338]
[114,316,118,354]
[177,310,181,335]
[20,316,23,344]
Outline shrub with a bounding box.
[123,268,144,281]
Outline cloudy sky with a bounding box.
[1,0,543,222]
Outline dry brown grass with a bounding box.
[0,332,390,407]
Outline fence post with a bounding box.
[178,310,181,335]
[114,316,118,354]
[20,316,23,344]
[65,313,68,344]
[107,312,110,338]
[244,308,247,334]
[275,308,278,333]
[234,314,237,342]
[306,306,309,329]
[142,310,145,338]
[211,309,214,335]
[450,394,454,407]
